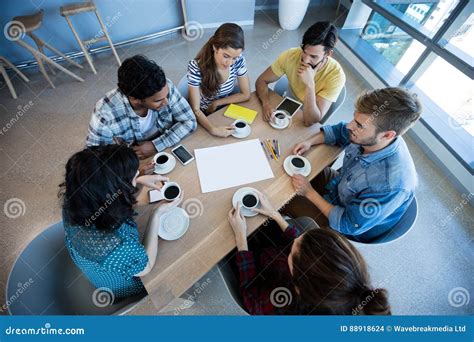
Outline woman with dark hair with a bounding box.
[59,145,180,299]
[187,23,251,137]
[228,190,391,315]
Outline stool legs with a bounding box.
[15,39,84,87]
[94,10,121,66]
[0,56,30,99]
[64,15,97,74]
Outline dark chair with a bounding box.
[217,216,318,314]
[349,197,418,245]
[6,221,146,315]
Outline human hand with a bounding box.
[293,140,312,155]
[136,174,169,191]
[228,203,248,251]
[291,174,314,197]
[262,103,274,122]
[139,161,155,176]
[251,190,278,219]
[298,62,316,88]
[211,125,235,138]
[133,141,157,159]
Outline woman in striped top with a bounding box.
[187,23,251,137]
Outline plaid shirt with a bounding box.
[235,225,301,315]
[86,79,197,152]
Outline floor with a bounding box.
[0,7,472,316]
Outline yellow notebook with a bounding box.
[224,104,258,124]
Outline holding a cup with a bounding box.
[149,182,182,203]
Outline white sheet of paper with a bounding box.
[195,139,275,193]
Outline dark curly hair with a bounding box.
[59,145,139,230]
[117,55,167,99]
[302,21,338,52]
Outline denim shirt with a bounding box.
[321,122,417,241]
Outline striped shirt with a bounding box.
[187,55,247,112]
[86,79,197,152]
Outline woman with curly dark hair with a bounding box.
[59,144,180,299]
[228,190,391,315]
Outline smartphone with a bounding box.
[171,145,194,165]
[275,97,303,117]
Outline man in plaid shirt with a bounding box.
[86,55,197,162]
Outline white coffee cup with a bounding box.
[150,182,182,202]
[272,110,288,126]
[240,190,259,210]
[153,152,172,172]
[233,119,248,135]
[289,155,306,174]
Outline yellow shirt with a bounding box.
[271,48,346,102]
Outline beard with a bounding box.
[348,129,379,147]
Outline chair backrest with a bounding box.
[273,75,289,97]
[371,197,418,244]
[320,84,346,124]
[349,197,418,245]
[217,258,249,315]
[177,75,189,100]
[6,221,145,315]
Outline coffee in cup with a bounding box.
[153,152,172,172]
[290,156,306,174]
[241,192,259,210]
[163,184,180,200]
[272,110,288,127]
[150,181,182,202]
[233,120,248,135]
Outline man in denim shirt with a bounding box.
[288,87,422,242]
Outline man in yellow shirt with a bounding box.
[256,21,346,126]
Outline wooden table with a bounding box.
[135,91,341,310]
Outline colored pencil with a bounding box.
[261,141,273,160]
[277,139,281,157]
[266,139,278,160]
[273,139,279,158]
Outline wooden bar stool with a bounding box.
[0,56,30,99]
[10,10,84,89]
[60,1,121,74]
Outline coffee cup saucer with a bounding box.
[153,153,176,175]
[231,124,251,139]
[158,207,190,240]
[232,187,260,217]
[283,155,311,177]
[269,116,291,130]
